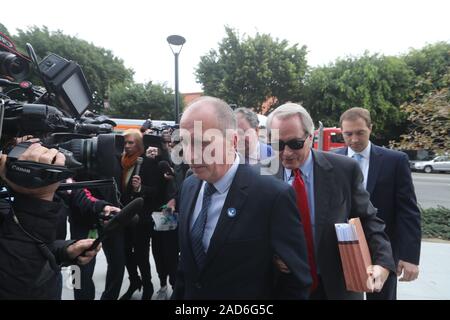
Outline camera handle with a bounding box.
[58,178,116,191]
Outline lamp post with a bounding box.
[167,35,186,124]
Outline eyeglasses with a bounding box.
[271,138,306,151]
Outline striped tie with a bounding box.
[191,183,217,269]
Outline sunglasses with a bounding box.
[271,138,306,151]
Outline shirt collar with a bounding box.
[348,141,371,160]
[210,153,240,194]
[284,150,314,180]
[248,141,261,161]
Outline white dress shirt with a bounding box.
[190,154,240,251]
[347,142,371,189]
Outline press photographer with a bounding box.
[0,143,100,299]
[0,32,116,299]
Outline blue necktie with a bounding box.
[191,182,216,269]
[352,153,363,170]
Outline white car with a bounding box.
[413,155,450,173]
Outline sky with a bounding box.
[2,0,449,93]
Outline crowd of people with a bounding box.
[0,96,421,300]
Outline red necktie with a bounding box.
[292,168,319,291]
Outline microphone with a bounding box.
[158,160,174,176]
[135,157,143,176]
[79,197,144,256]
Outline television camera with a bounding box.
[0,32,123,191]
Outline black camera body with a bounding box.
[0,32,31,81]
[39,53,92,118]
[0,34,123,188]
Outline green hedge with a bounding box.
[421,206,450,240]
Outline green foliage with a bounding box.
[303,53,415,144]
[0,23,10,36]
[403,42,450,95]
[421,206,450,240]
[196,27,308,114]
[392,68,450,153]
[11,26,134,111]
[107,81,176,120]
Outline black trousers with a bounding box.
[366,271,397,300]
[123,215,153,288]
[100,229,126,300]
[151,229,179,287]
[70,223,96,300]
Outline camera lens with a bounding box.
[0,51,29,81]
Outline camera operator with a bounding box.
[0,143,100,299]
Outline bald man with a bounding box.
[172,96,311,300]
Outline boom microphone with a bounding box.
[79,197,144,256]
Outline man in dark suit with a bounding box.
[171,96,311,300]
[265,103,396,300]
[234,107,272,164]
[335,107,421,300]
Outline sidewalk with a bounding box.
[397,240,450,300]
[62,240,450,300]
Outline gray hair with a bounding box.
[186,96,237,133]
[234,107,259,129]
[267,102,315,136]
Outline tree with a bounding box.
[0,23,10,36]
[107,81,176,120]
[303,53,415,144]
[403,42,450,93]
[11,26,134,111]
[196,27,308,114]
[392,69,450,153]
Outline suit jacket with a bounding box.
[265,149,396,299]
[172,164,312,300]
[334,144,421,265]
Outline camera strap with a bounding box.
[6,160,74,188]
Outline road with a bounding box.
[412,172,450,209]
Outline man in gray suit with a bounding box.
[265,102,395,300]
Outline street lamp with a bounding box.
[167,35,186,124]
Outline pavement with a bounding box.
[61,239,450,300]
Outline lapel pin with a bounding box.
[227,208,237,218]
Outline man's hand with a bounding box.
[131,175,141,192]
[274,255,291,274]
[166,198,176,212]
[397,260,419,282]
[100,205,121,225]
[0,143,66,201]
[366,265,390,292]
[66,239,101,265]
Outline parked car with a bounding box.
[411,155,450,173]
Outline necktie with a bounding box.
[352,153,363,171]
[191,182,217,269]
[292,168,319,291]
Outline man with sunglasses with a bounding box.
[265,103,395,300]
[335,107,421,300]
